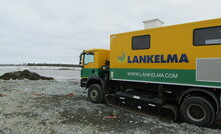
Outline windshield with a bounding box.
[84,53,94,65]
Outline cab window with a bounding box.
[84,53,94,65]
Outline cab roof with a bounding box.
[84,49,109,53]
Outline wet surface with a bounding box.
[0,66,81,81]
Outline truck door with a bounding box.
[81,53,96,78]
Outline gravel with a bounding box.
[0,80,221,134]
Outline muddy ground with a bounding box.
[0,80,221,134]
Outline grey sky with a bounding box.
[0,0,221,64]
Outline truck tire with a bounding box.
[88,84,104,103]
[180,96,215,127]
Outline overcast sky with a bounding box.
[0,0,221,64]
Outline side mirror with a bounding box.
[79,53,83,65]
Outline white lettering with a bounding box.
[127,72,179,79]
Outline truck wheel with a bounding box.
[180,96,215,127]
[88,84,104,103]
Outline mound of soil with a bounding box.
[0,70,54,80]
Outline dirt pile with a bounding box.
[0,70,54,80]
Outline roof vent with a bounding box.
[143,19,164,29]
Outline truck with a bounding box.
[79,18,221,127]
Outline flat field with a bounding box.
[0,67,221,133]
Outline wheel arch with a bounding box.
[86,76,105,89]
[179,88,220,117]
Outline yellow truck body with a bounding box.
[110,18,221,88]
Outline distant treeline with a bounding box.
[0,64,26,66]
[0,63,81,67]
[27,63,81,67]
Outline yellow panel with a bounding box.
[97,50,110,68]
[110,18,221,70]
[83,49,110,69]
